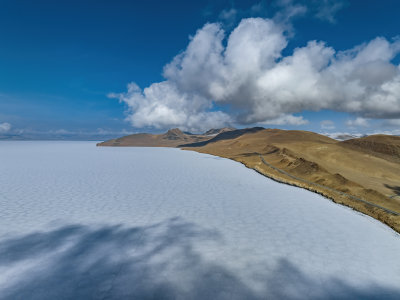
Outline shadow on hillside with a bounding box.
[0,217,399,299]
[179,127,265,147]
[385,184,400,196]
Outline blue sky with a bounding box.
[1,0,400,139]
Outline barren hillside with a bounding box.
[97,128,211,147]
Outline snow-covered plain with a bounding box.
[0,141,399,299]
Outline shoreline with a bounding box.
[96,126,400,235]
[183,148,400,234]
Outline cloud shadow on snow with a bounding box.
[0,217,399,300]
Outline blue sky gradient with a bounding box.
[1,0,400,139]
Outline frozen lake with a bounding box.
[0,141,399,299]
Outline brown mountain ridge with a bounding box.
[98,128,210,147]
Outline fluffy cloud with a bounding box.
[110,82,231,132]
[115,17,400,131]
[0,122,11,133]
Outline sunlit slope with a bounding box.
[97,127,237,147]
[97,128,212,147]
[183,129,400,221]
[340,134,400,162]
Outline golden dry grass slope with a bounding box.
[99,127,400,232]
[97,128,209,147]
[97,127,236,147]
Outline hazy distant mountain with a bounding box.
[0,134,27,140]
[332,134,361,141]
[203,127,236,136]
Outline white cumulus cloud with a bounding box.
[114,17,400,131]
[110,82,231,132]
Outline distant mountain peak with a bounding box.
[164,128,186,140]
[167,128,183,134]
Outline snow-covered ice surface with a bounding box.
[0,141,400,299]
